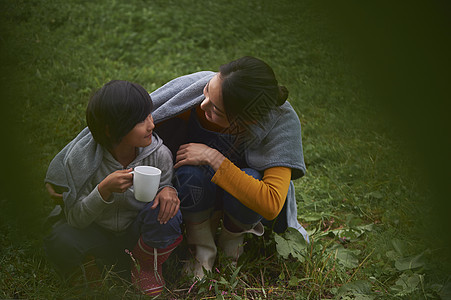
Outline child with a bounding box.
[44,80,182,296]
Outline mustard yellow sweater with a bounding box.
[176,107,291,220]
[212,158,291,220]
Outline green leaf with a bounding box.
[331,244,359,269]
[391,273,422,295]
[316,223,374,240]
[391,239,407,256]
[385,250,401,261]
[336,280,373,299]
[218,276,229,285]
[230,266,241,285]
[278,272,285,280]
[395,252,425,271]
[365,191,384,199]
[274,233,291,259]
[300,212,323,222]
[275,227,308,262]
[288,276,299,286]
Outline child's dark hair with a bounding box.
[86,80,153,149]
[219,56,288,124]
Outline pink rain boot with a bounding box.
[131,234,183,296]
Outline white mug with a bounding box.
[130,166,161,202]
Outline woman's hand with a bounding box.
[174,143,225,171]
[98,169,133,201]
[151,187,180,224]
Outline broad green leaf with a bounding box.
[385,250,401,261]
[337,229,361,240]
[274,233,291,259]
[284,227,308,245]
[331,244,359,269]
[274,228,308,262]
[301,212,323,222]
[391,273,422,295]
[391,238,407,256]
[336,280,373,299]
[395,252,425,271]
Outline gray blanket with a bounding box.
[45,71,309,241]
[150,71,308,241]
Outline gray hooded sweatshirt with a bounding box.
[45,132,174,232]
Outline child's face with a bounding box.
[119,114,155,149]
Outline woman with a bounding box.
[151,57,308,278]
[152,56,308,279]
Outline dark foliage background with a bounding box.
[1,0,450,298]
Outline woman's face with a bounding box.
[200,73,230,128]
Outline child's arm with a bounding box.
[65,169,133,228]
[151,187,179,224]
[45,183,64,206]
[97,169,133,201]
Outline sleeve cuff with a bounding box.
[157,185,178,195]
[211,158,232,184]
[83,185,113,213]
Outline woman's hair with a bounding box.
[219,56,288,124]
[86,80,152,149]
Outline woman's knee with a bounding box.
[174,165,213,187]
[222,168,262,229]
[173,165,215,210]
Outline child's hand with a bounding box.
[98,169,133,201]
[45,183,63,205]
[151,187,180,224]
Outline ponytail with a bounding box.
[277,85,289,105]
[219,56,287,122]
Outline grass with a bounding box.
[1,0,450,299]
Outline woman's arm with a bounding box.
[212,159,291,220]
[174,143,291,220]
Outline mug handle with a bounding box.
[128,170,134,192]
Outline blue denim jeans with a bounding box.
[43,201,182,278]
[174,165,263,230]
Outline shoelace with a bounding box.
[153,248,162,282]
